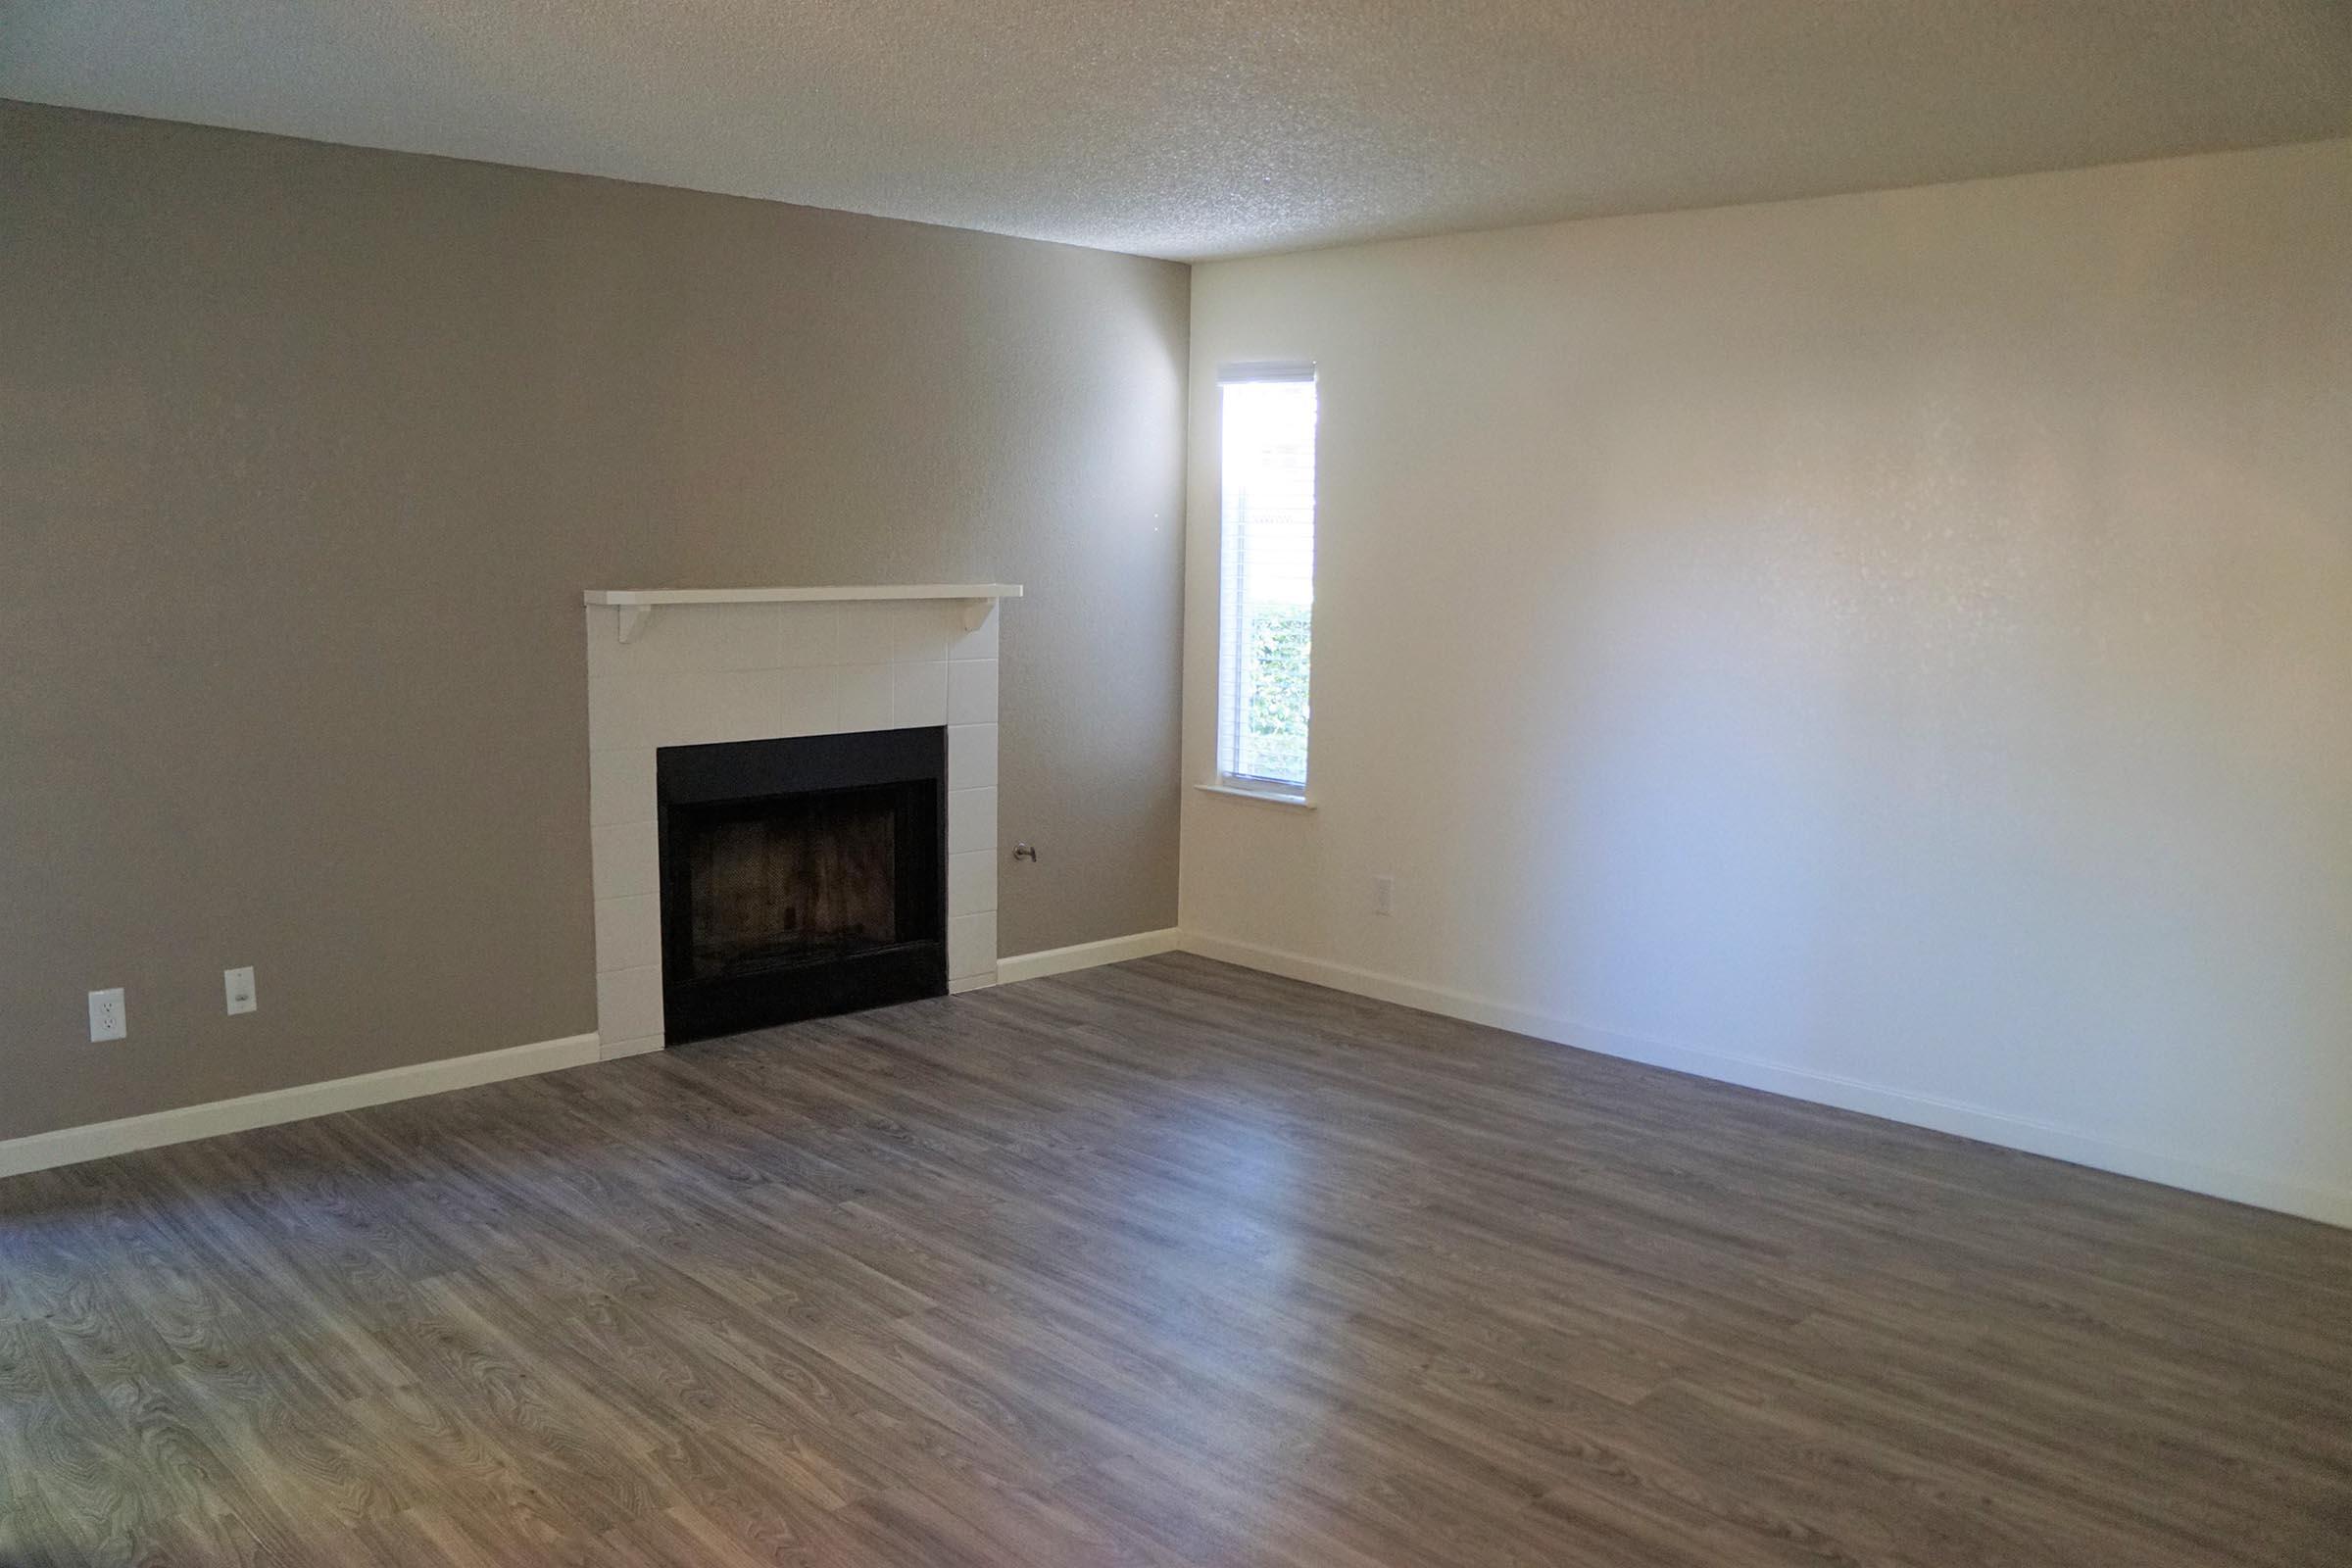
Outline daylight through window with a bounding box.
[1215,367,1317,795]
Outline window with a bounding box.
[1216,365,1317,797]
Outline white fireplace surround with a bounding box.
[583,585,1019,1058]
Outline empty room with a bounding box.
[3,4,2349,1564]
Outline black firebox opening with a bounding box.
[658,727,945,1043]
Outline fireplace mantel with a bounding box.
[584,584,1022,642]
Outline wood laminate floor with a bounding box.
[3,953,2348,1566]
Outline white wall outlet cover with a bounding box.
[88,987,126,1042]
[1374,875,1396,916]
[224,966,257,1015]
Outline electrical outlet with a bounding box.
[224,966,257,1015]
[88,987,126,1042]
[1373,875,1396,916]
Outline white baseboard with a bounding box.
[1176,931,2352,1230]
[0,1031,603,1180]
[996,928,1184,986]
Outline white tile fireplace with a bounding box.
[582,585,1019,1058]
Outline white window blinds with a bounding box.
[1216,366,1317,793]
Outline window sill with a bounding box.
[1197,783,1316,810]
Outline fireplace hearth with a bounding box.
[658,728,946,1042]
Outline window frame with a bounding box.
[1211,362,1319,804]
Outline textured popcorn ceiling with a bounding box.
[4,1,2347,260]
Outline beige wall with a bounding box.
[0,102,1187,1141]
[1182,140,2352,1222]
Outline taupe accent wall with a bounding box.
[0,101,1187,1141]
